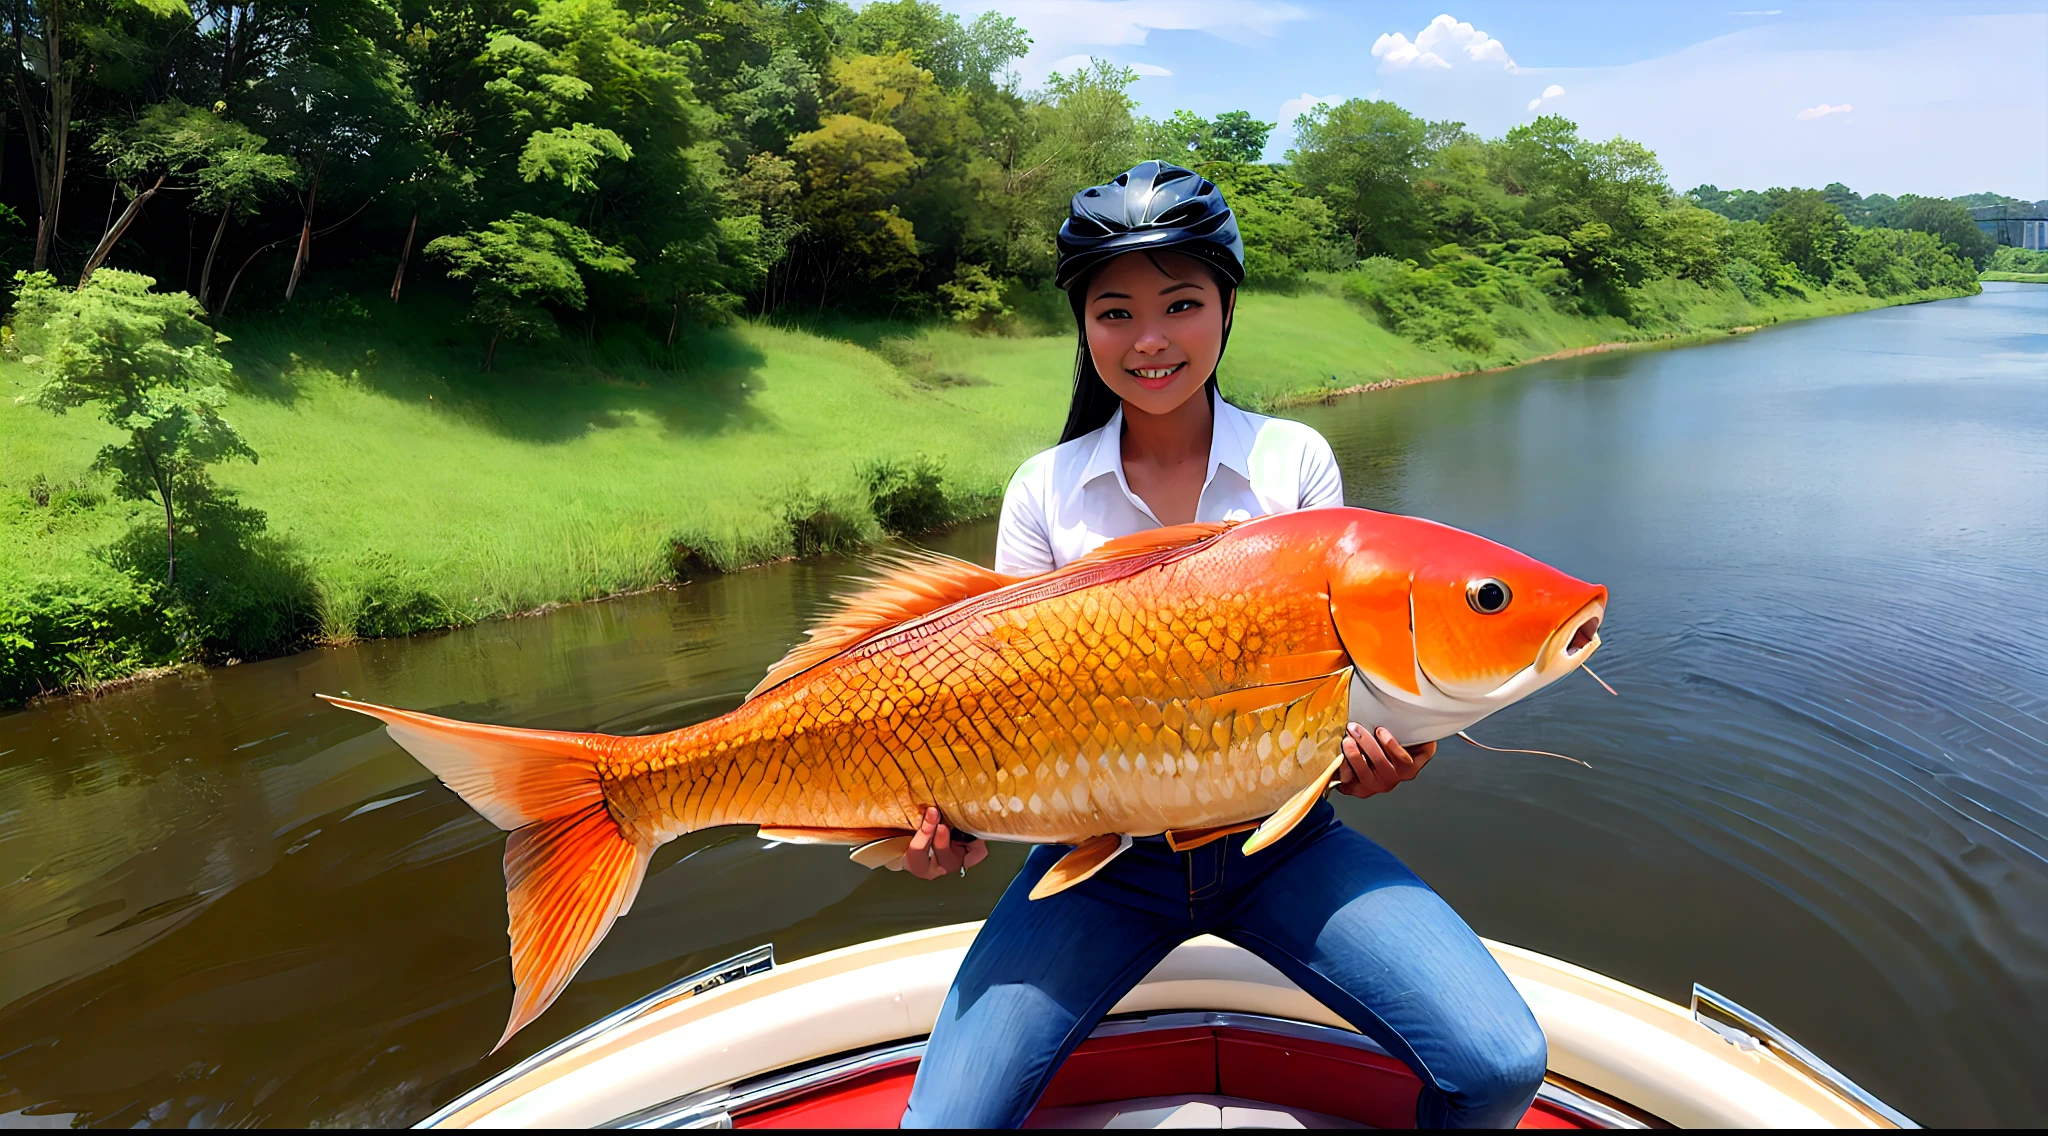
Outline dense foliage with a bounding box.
[0,0,2003,705]
[0,0,1994,354]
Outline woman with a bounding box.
[897,162,1547,1128]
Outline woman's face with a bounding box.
[1084,250,1233,419]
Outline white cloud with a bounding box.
[1796,102,1854,120]
[1278,91,1340,124]
[1372,14,1518,73]
[941,1,1307,86]
[1527,83,1566,113]
[1128,62,1173,77]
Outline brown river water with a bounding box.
[3,284,2046,1127]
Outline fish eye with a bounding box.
[1466,578,1512,615]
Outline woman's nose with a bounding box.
[1133,328,1170,354]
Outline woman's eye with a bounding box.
[1097,308,1131,320]
[1166,299,1202,314]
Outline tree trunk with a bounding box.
[162,482,177,589]
[198,207,229,310]
[78,174,163,288]
[216,234,291,317]
[389,206,417,301]
[285,169,317,300]
[667,298,679,347]
[484,330,500,371]
[29,2,66,273]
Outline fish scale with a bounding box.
[601,547,1350,847]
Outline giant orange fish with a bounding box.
[320,508,1606,1047]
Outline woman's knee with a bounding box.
[1435,1012,1548,1125]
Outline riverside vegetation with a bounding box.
[0,0,1994,706]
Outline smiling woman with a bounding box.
[889,161,1553,1131]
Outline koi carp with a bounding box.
[320,508,1606,1046]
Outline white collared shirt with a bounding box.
[994,398,1345,575]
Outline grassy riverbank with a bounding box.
[1979,271,2048,283]
[0,276,1974,705]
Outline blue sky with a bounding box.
[938,1,2048,199]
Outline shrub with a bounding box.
[781,488,867,557]
[108,485,319,661]
[864,455,951,534]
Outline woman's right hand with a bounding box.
[1335,723,1436,799]
[903,806,988,879]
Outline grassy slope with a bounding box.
[1979,271,2048,283]
[0,276,1973,697]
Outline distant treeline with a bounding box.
[0,0,1995,364]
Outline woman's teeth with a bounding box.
[1133,365,1182,379]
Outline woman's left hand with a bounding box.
[1335,723,1435,799]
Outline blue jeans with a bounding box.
[900,802,1546,1128]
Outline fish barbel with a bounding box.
[320,508,1606,1046]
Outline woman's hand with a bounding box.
[1335,724,1436,799]
[903,806,989,879]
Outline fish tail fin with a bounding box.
[316,695,651,1050]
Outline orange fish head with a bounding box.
[1326,511,1607,741]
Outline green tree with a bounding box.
[1765,189,1850,282]
[424,212,633,368]
[1891,195,1994,269]
[1287,99,1428,257]
[94,100,298,307]
[11,269,251,588]
[1207,111,1273,163]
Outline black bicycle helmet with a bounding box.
[1055,161,1245,291]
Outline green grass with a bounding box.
[0,276,1976,703]
[1980,271,2048,283]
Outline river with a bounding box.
[2,284,2044,1127]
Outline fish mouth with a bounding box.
[1539,599,1605,676]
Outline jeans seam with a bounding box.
[1222,927,1454,1101]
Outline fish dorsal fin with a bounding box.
[748,549,1019,699]
[1069,521,1237,569]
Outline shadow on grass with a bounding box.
[222,286,771,444]
[109,483,321,663]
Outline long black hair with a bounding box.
[1056,253,1239,444]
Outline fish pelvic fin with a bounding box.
[1164,821,1261,853]
[849,833,918,870]
[1028,833,1132,900]
[1242,752,1346,856]
[316,694,652,1051]
[748,549,1019,700]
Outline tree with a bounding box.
[1287,99,1428,257]
[1206,111,1272,163]
[424,212,633,368]
[1765,189,1850,282]
[94,100,298,306]
[11,269,251,588]
[1892,195,1994,269]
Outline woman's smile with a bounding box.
[1128,361,1187,388]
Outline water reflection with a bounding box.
[1,287,2043,1126]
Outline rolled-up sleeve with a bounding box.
[993,466,1056,576]
[1298,431,1345,509]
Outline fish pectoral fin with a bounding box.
[1028,834,1132,900]
[759,826,912,846]
[1164,821,1262,853]
[1242,752,1347,857]
[849,834,918,870]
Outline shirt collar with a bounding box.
[1082,394,1258,490]
[1208,397,1257,482]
